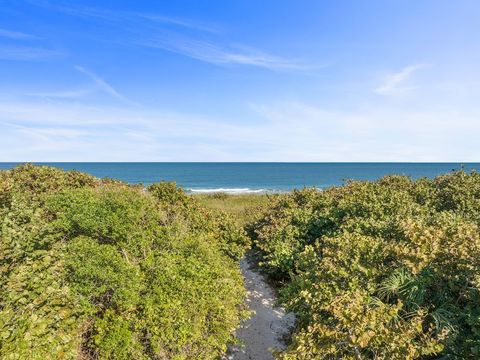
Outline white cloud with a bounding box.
[74,66,138,106]
[25,1,219,33]
[0,28,38,40]
[10,123,89,139]
[24,88,95,99]
[0,46,63,61]
[1,96,479,162]
[141,36,305,71]
[374,64,426,95]
[248,101,480,161]
[133,13,220,33]
[24,1,308,72]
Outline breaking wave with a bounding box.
[187,188,270,194]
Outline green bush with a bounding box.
[0,165,248,359]
[252,172,480,359]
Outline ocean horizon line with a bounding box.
[1,162,478,190]
[0,161,478,164]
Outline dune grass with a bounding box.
[193,193,278,226]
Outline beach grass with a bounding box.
[194,193,277,226]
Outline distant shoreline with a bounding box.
[186,188,289,195]
[2,163,477,192]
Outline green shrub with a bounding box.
[147,182,251,259]
[0,165,247,359]
[147,181,189,206]
[252,171,480,359]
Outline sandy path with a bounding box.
[224,257,295,360]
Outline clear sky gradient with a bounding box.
[1,0,479,161]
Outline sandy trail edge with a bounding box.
[223,257,296,360]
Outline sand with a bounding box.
[223,257,296,360]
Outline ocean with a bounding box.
[1,163,478,193]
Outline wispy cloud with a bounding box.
[2,95,479,162]
[25,1,306,71]
[0,46,63,61]
[248,101,480,161]
[24,1,306,71]
[142,36,305,71]
[375,64,426,95]
[5,122,89,139]
[134,13,219,33]
[0,28,39,40]
[74,65,138,106]
[25,1,219,33]
[24,88,95,99]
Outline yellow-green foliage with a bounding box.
[194,193,276,227]
[252,172,480,359]
[0,165,249,359]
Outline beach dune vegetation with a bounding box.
[0,164,249,360]
[2,164,480,360]
[251,172,480,359]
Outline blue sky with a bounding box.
[0,0,479,161]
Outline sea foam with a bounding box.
[187,188,269,194]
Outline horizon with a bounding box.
[2,162,478,191]
[1,1,479,161]
[2,161,480,164]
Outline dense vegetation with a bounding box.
[0,164,250,359]
[195,192,274,226]
[251,171,480,359]
[2,165,479,359]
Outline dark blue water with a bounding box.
[0,163,478,193]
